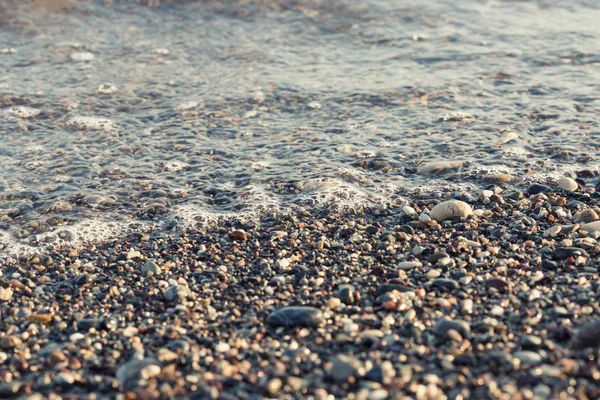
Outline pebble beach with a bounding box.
[4,180,600,399]
[3,0,600,398]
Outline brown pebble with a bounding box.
[48,350,68,368]
[484,174,514,184]
[484,278,510,293]
[0,335,22,349]
[575,209,599,224]
[28,314,53,325]
[229,230,247,242]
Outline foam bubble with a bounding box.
[163,161,188,172]
[98,83,118,94]
[8,106,41,119]
[70,51,95,61]
[152,48,170,55]
[0,218,155,261]
[176,101,199,111]
[66,116,117,132]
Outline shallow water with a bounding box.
[1,0,600,256]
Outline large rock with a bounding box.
[429,200,473,222]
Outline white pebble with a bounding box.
[543,225,561,238]
[557,177,578,192]
[429,200,473,222]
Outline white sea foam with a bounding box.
[7,106,41,119]
[66,116,117,132]
[0,218,155,261]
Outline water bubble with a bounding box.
[98,83,117,94]
[176,101,198,111]
[7,106,41,119]
[70,51,95,61]
[152,48,170,55]
[66,116,117,132]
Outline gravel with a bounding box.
[2,185,600,398]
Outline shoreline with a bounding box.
[2,183,600,399]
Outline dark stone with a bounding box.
[434,319,471,339]
[571,320,600,350]
[542,259,558,270]
[338,285,356,305]
[519,335,542,349]
[377,284,414,295]
[484,278,510,293]
[365,225,380,234]
[266,306,323,328]
[427,252,449,264]
[527,184,551,195]
[432,278,459,290]
[77,318,105,331]
[554,247,588,260]
[364,362,395,384]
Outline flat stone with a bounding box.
[397,261,422,270]
[266,306,323,328]
[554,247,588,260]
[581,221,600,233]
[429,200,473,222]
[377,284,414,295]
[513,350,542,365]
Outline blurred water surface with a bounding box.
[2,0,600,255]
